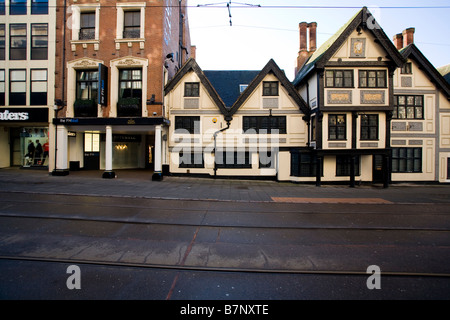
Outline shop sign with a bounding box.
[98,63,108,107]
[0,108,49,122]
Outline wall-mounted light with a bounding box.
[115,144,128,151]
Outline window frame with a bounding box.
[360,114,379,141]
[30,69,48,106]
[79,12,96,40]
[31,23,48,60]
[10,0,27,15]
[393,95,424,120]
[179,152,205,169]
[31,0,49,15]
[9,69,27,106]
[118,68,142,105]
[9,23,27,60]
[392,147,422,173]
[290,151,319,177]
[174,116,200,134]
[358,70,387,88]
[328,114,347,141]
[215,151,252,169]
[325,70,354,88]
[184,82,200,97]
[0,24,5,60]
[401,62,412,75]
[336,155,361,177]
[76,69,99,102]
[0,69,5,106]
[243,116,287,134]
[262,81,279,96]
[123,10,141,39]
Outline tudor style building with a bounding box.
[293,7,406,187]
[52,0,193,179]
[164,58,309,180]
[391,30,450,183]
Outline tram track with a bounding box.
[1,212,449,232]
[1,255,449,278]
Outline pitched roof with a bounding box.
[293,7,405,87]
[229,59,309,116]
[401,44,450,99]
[203,70,260,108]
[438,64,450,85]
[164,58,228,115]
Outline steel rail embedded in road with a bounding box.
[1,212,449,232]
[1,255,449,278]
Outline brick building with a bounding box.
[52,0,193,179]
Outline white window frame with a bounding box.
[69,4,100,42]
[116,3,146,40]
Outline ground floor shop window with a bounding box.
[21,127,49,167]
[392,147,422,173]
[336,155,360,176]
[291,151,318,177]
[215,150,251,169]
[179,152,204,168]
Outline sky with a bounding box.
[187,0,450,80]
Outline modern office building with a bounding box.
[0,0,56,171]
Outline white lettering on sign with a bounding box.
[0,110,29,121]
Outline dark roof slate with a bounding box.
[203,70,260,108]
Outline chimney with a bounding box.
[190,45,196,60]
[393,33,403,50]
[299,22,308,52]
[295,22,317,76]
[402,27,415,47]
[308,22,317,52]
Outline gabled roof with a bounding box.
[164,58,228,115]
[293,7,405,87]
[203,70,260,108]
[229,59,309,116]
[401,44,450,99]
[437,64,450,86]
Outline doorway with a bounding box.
[373,155,384,183]
[84,132,100,170]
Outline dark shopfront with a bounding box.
[0,108,50,169]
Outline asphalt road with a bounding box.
[0,191,449,303]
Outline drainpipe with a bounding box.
[52,0,67,176]
[213,118,231,178]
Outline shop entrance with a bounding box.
[10,127,49,168]
[373,155,384,183]
[84,132,100,170]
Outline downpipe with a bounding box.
[213,120,231,178]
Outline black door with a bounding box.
[373,155,384,183]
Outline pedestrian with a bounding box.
[35,140,43,165]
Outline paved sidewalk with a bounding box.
[0,167,449,203]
